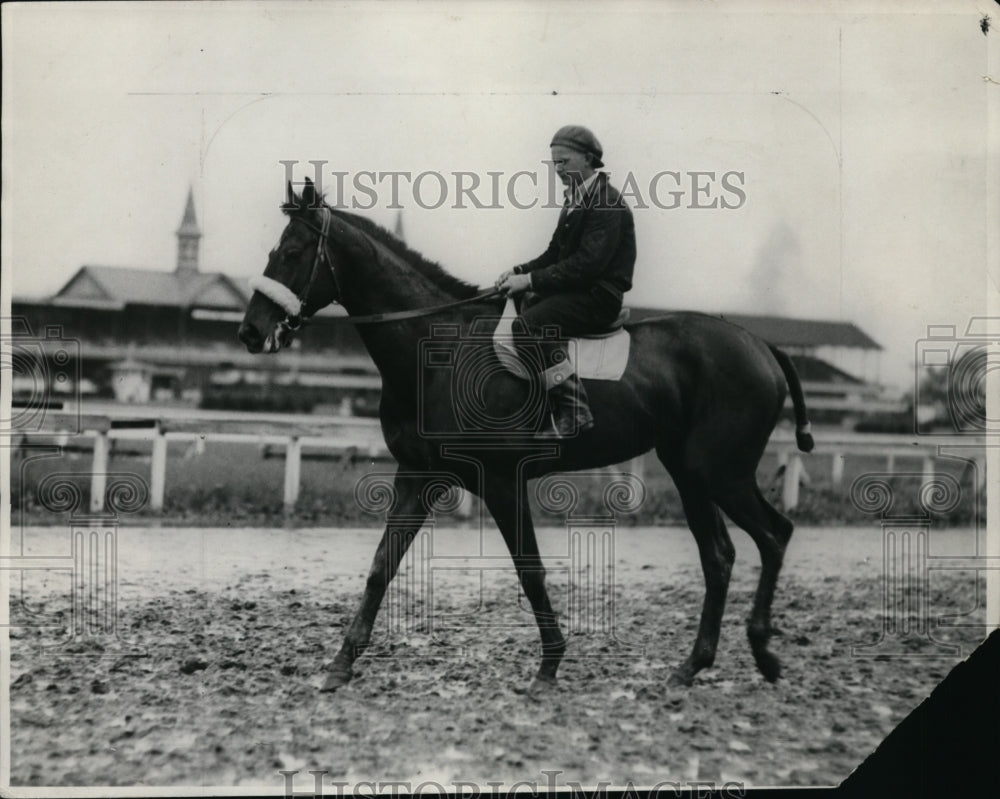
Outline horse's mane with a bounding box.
[335,208,481,299]
[283,193,480,300]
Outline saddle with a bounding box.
[493,299,632,381]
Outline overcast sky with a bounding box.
[2,0,997,392]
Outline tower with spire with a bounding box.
[175,187,201,275]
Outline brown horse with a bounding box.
[238,178,814,694]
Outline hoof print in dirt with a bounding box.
[180,659,209,675]
[12,673,34,690]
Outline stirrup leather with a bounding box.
[542,358,575,391]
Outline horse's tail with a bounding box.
[768,344,815,453]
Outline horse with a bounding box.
[238,178,815,695]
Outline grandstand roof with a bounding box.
[723,313,881,350]
[39,272,882,350]
[50,265,250,311]
[789,354,866,384]
[628,308,881,350]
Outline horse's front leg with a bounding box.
[322,472,433,692]
[482,480,566,695]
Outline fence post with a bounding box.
[831,452,845,488]
[777,449,789,471]
[972,454,987,491]
[284,437,302,513]
[921,456,935,485]
[782,453,801,510]
[628,453,646,500]
[455,489,474,519]
[150,425,167,511]
[90,432,108,513]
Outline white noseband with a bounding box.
[248,275,302,318]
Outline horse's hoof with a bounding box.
[754,650,782,683]
[320,668,353,692]
[527,675,559,699]
[667,668,694,689]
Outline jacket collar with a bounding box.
[564,171,602,209]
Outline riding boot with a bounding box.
[512,331,594,438]
[542,342,594,438]
[546,380,595,437]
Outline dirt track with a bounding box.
[7,524,989,789]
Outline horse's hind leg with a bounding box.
[713,482,794,682]
[667,473,736,688]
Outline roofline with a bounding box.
[723,313,876,330]
[629,305,882,350]
[50,296,125,310]
[623,302,862,327]
[783,341,883,352]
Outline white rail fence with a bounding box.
[16,413,987,514]
[768,431,987,510]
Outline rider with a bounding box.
[496,125,636,437]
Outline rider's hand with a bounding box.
[498,273,532,296]
[494,268,517,290]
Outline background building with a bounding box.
[11,195,901,424]
[638,308,897,426]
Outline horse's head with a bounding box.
[238,178,342,354]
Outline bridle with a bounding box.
[248,206,339,342]
[247,206,503,333]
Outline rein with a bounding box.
[327,287,504,325]
[249,207,503,328]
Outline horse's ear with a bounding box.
[302,176,317,208]
[282,178,319,215]
[283,181,301,215]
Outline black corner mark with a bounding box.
[839,630,1000,794]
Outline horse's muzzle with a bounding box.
[237,322,265,354]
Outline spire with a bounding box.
[393,210,405,242]
[176,187,201,275]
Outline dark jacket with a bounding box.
[516,172,636,300]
